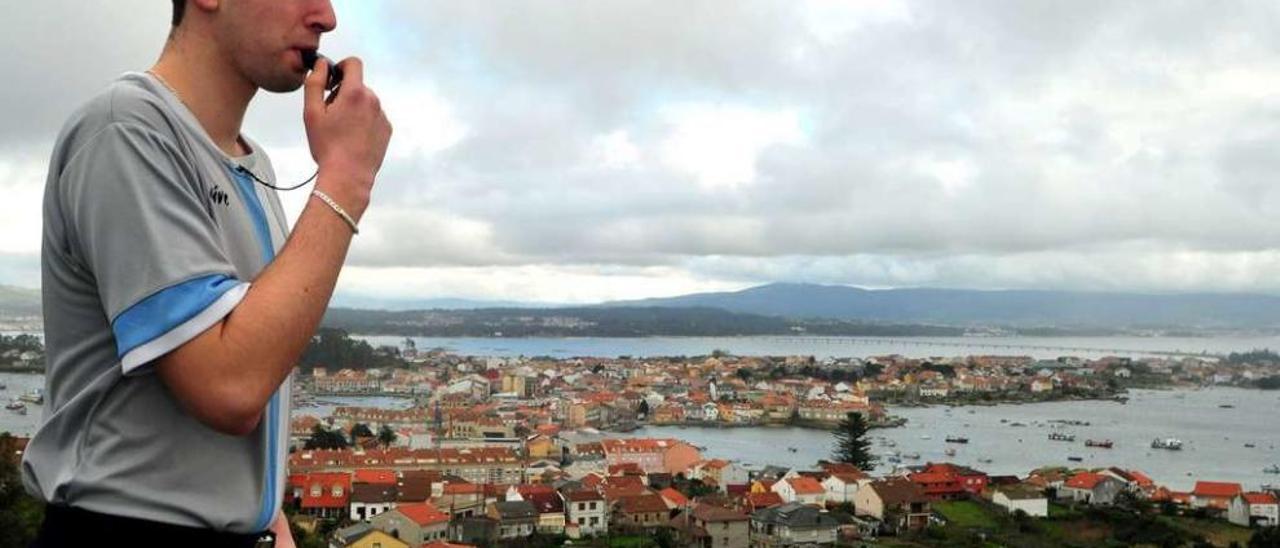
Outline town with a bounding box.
[243,335,1280,546]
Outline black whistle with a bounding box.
[301,49,344,101]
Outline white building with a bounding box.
[992,487,1048,517]
[821,472,866,504]
[563,490,609,538]
[772,476,826,506]
[1229,492,1280,528]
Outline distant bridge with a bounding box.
[757,336,1223,359]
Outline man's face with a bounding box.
[214,0,337,93]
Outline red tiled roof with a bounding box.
[618,493,669,514]
[1194,481,1243,498]
[1244,492,1279,505]
[746,492,784,509]
[397,502,450,526]
[354,469,398,485]
[300,472,352,509]
[1064,472,1105,490]
[786,477,825,495]
[659,487,689,507]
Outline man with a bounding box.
[22,0,391,546]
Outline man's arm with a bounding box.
[155,59,391,436]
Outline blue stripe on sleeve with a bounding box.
[111,274,241,357]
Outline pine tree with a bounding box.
[377,425,397,448]
[831,412,877,470]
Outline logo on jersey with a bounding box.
[209,185,230,207]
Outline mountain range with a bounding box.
[604,283,1280,329]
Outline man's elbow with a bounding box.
[207,406,264,437]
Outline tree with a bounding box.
[735,367,753,382]
[304,424,350,450]
[1251,526,1280,548]
[0,433,43,547]
[637,399,651,418]
[377,425,397,448]
[350,423,374,439]
[831,412,877,470]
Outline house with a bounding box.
[772,476,826,506]
[699,459,750,491]
[749,502,840,547]
[1058,472,1125,506]
[349,483,398,522]
[487,500,538,539]
[369,502,451,546]
[821,472,866,504]
[745,492,786,513]
[908,471,966,501]
[852,478,932,532]
[992,486,1048,517]
[670,503,750,548]
[613,493,671,531]
[1228,492,1280,527]
[329,522,410,548]
[600,438,703,475]
[563,489,609,538]
[301,472,352,519]
[918,463,988,495]
[659,487,690,510]
[523,490,567,534]
[1192,481,1244,511]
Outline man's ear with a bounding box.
[191,0,219,13]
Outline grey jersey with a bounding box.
[23,72,293,534]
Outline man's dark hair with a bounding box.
[171,0,185,26]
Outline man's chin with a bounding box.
[259,74,307,94]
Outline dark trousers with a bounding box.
[31,504,272,548]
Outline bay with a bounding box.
[627,386,1280,491]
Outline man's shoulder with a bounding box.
[56,73,180,156]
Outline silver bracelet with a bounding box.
[311,189,360,234]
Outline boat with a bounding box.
[5,400,25,412]
[903,452,921,460]
[1152,438,1184,450]
[920,434,932,440]
[1219,404,1235,409]
[18,389,43,405]
[945,448,957,456]
[1085,439,1113,448]
[945,436,969,444]
[787,447,797,453]
[1048,432,1076,442]
[1245,443,1257,449]
[1009,422,1027,427]
[1264,465,1280,474]
[978,457,994,464]
[1067,456,1084,462]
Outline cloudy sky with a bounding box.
[6,1,1280,304]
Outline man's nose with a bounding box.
[306,0,337,34]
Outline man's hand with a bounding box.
[303,56,392,223]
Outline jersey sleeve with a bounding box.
[60,122,250,375]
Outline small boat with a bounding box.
[5,400,25,411]
[903,452,921,460]
[1219,404,1235,409]
[945,436,969,444]
[1067,456,1083,462]
[1048,433,1076,442]
[920,434,932,440]
[787,447,797,453]
[945,448,957,456]
[978,457,994,464]
[18,389,43,405]
[1009,422,1026,427]
[1245,443,1257,449]
[1085,439,1113,448]
[1264,465,1280,474]
[1152,438,1183,451]
[887,455,902,464]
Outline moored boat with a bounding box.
[1151,438,1183,450]
[1048,432,1076,442]
[1085,439,1113,448]
[945,436,969,444]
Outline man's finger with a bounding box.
[304,57,329,108]
[337,57,363,89]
